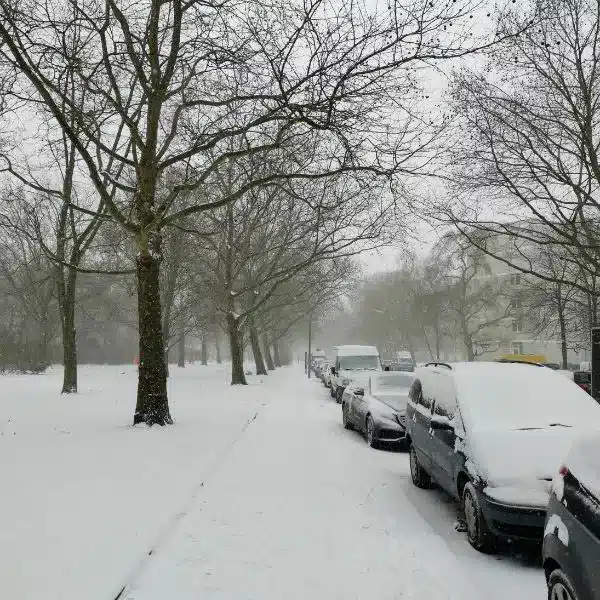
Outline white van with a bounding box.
[329,345,381,403]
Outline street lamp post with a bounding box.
[307,312,312,379]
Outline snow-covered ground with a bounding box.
[1,364,546,599]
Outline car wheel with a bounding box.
[409,445,431,489]
[342,403,353,430]
[336,387,343,404]
[548,570,579,600]
[463,482,495,553]
[365,415,378,448]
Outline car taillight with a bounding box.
[558,465,569,478]
[577,383,591,394]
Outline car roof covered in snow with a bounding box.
[447,361,600,432]
[333,345,379,356]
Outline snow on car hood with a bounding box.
[468,427,595,486]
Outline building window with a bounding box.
[512,342,524,355]
[512,318,523,332]
[510,273,522,285]
[510,298,522,310]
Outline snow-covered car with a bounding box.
[543,434,600,600]
[341,371,415,448]
[405,361,600,553]
[329,345,382,403]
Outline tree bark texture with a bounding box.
[133,254,172,425]
[263,337,275,370]
[58,267,78,393]
[250,326,268,375]
[227,314,247,385]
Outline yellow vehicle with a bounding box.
[499,354,546,364]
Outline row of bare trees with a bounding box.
[0,0,523,424]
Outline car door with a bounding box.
[428,374,460,495]
[409,375,434,471]
[350,378,369,429]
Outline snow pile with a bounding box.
[454,362,600,432]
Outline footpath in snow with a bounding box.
[1,364,545,600]
[125,368,545,600]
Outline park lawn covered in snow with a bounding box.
[0,364,268,600]
[1,364,546,600]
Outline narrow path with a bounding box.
[126,368,544,600]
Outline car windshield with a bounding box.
[372,373,414,391]
[339,356,379,370]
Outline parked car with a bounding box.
[574,371,592,395]
[330,345,382,403]
[341,371,415,448]
[543,434,600,600]
[405,361,600,553]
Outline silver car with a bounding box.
[341,371,414,448]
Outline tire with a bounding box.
[365,415,378,448]
[336,387,343,404]
[342,403,353,430]
[409,445,431,489]
[463,482,496,553]
[548,569,579,600]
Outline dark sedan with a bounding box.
[341,372,414,448]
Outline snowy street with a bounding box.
[1,365,544,600]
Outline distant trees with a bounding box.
[350,236,511,361]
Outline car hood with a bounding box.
[468,427,597,486]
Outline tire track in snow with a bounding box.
[110,409,263,600]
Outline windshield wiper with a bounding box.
[515,423,573,431]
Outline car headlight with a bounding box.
[341,377,350,386]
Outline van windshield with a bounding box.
[339,356,379,370]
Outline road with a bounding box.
[126,367,545,600]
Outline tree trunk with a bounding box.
[57,267,78,393]
[250,326,268,375]
[263,337,275,370]
[215,333,222,364]
[557,298,568,369]
[61,278,77,393]
[201,335,208,366]
[177,322,185,368]
[227,314,247,385]
[273,340,282,367]
[133,253,171,426]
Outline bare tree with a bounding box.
[444,0,600,302]
[0,0,516,423]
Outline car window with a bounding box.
[413,378,433,410]
[433,375,457,419]
[409,379,422,404]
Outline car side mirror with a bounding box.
[354,387,364,397]
[431,416,454,432]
